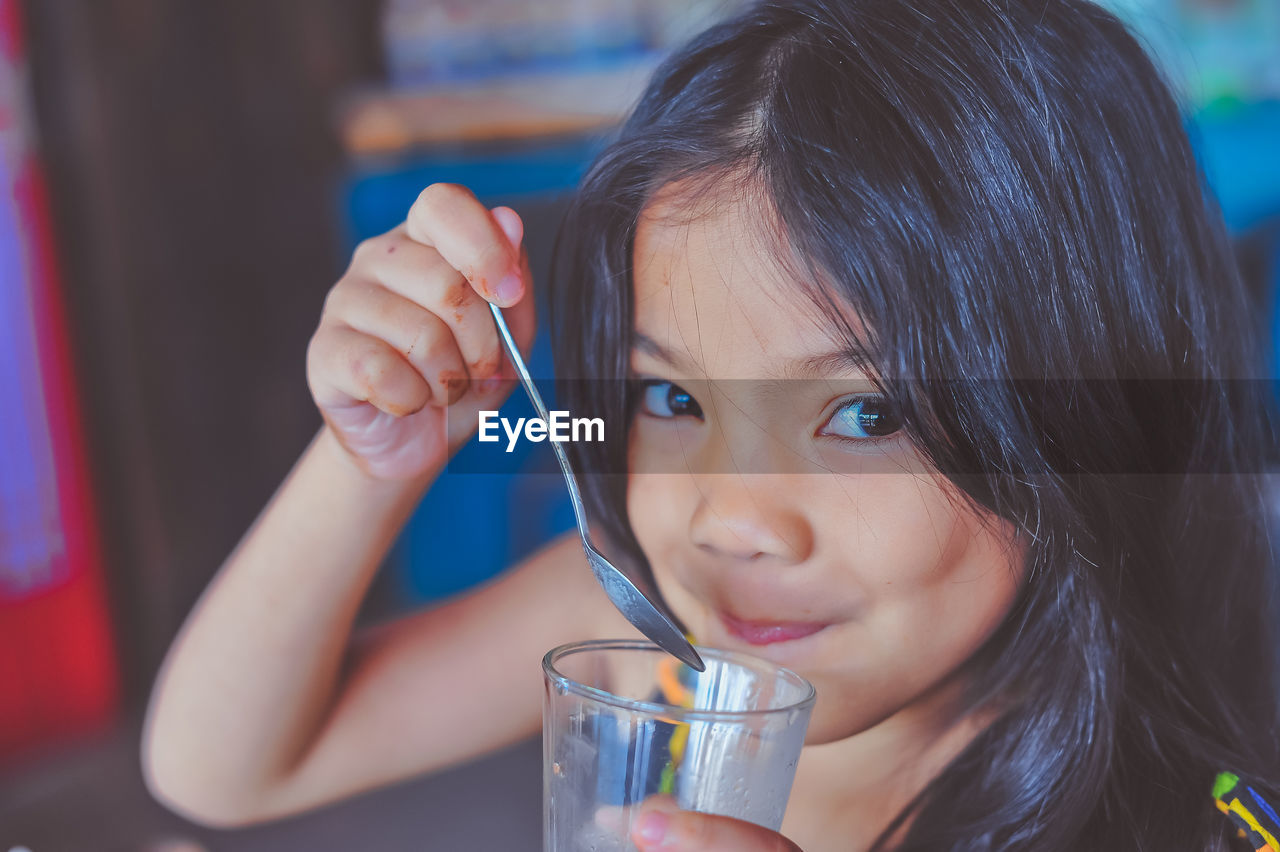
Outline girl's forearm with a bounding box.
[141,426,436,825]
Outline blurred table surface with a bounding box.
[0,724,541,851]
[339,58,659,154]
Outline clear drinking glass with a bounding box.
[542,639,816,852]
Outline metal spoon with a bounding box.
[488,302,705,672]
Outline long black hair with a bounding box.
[550,0,1280,848]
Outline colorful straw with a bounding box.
[656,643,697,795]
[1214,772,1280,852]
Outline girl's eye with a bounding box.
[821,396,902,441]
[637,380,704,419]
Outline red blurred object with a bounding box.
[0,0,119,760]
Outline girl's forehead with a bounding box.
[632,183,870,379]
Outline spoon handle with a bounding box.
[487,302,590,539]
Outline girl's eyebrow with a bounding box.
[632,331,698,372]
[634,330,872,380]
[788,349,873,379]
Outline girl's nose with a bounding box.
[687,476,813,563]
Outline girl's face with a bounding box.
[626,186,1026,744]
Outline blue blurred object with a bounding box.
[0,154,66,600]
[1189,101,1280,234]
[1188,101,1280,382]
[342,136,597,604]
[378,0,744,90]
[1189,102,1280,391]
[380,0,648,88]
[343,136,605,242]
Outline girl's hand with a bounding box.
[629,798,804,851]
[307,184,535,480]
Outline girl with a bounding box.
[142,0,1280,849]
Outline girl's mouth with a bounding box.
[718,611,830,646]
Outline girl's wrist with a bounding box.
[314,424,439,501]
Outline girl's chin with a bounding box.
[803,703,889,745]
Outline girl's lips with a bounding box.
[718,611,830,646]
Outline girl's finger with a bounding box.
[403,183,526,307]
[630,798,803,852]
[490,205,524,250]
[307,323,432,417]
[328,281,471,405]
[488,205,536,358]
[366,232,505,385]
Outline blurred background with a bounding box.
[0,0,1277,849]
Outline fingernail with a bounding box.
[493,207,524,249]
[635,811,669,845]
[494,270,522,305]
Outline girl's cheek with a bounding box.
[627,418,705,475]
[626,471,690,555]
[813,472,968,584]
[813,435,926,477]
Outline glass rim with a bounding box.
[542,638,817,723]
